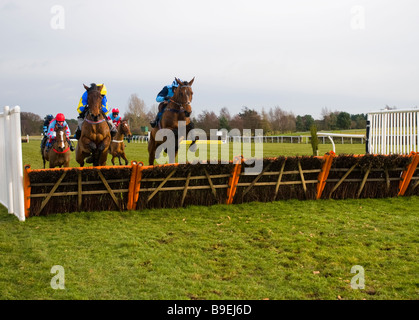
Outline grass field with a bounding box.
[22,138,365,169]
[1,139,417,300]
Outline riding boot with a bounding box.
[45,141,51,153]
[74,116,84,139]
[150,111,162,128]
[68,138,75,151]
[74,128,81,140]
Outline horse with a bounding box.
[108,119,132,165]
[75,84,111,167]
[42,126,71,168]
[148,77,196,165]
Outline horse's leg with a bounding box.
[49,159,54,169]
[148,147,155,165]
[96,139,110,166]
[42,152,46,169]
[148,135,156,165]
[98,150,109,166]
[76,138,90,167]
[121,153,129,165]
[85,141,97,164]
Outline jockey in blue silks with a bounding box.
[40,114,54,151]
[74,83,117,139]
[150,79,180,128]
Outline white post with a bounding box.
[0,106,25,221]
[3,106,14,214]
[10,107,25,221]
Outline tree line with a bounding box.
[20,94,367,136]
[122,94,368,136]
[190,107,367,137]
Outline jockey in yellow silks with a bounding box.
[74,83,117,139]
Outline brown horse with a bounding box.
[148,77,196,165]
[108,120,132,165]
[42,126,71,168]
[75,84,111,167]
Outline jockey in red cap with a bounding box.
[108,108,121,128]
[46,113,74,151]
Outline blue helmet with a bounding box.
[171,79,181,88]
[45,114,54,121]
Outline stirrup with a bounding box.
[150,121,157,128]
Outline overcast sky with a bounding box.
[1,0,418,120]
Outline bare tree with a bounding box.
[20,112,42,135]
[268,106,296,133]
[124,94,148,134]
[195,110,219,136]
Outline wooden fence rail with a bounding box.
[23,152,419,217]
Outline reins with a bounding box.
[53,146,70,154]
[167,84,192,115]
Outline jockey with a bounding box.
[74,83,117,139]
[43,114,54,135]
[46,113,74,151]
[150,79,180,128]
[108,108,121,128]
[40,114,54,151]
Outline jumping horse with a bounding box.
[148,77,196,165]
[75,84,111,167]
[108,119,132,165]
[42,126,71,168]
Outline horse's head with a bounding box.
[119,120,132,140]
[55,126,66,151]
[83,83,104,121]
[172,77,194,106]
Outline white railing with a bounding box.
[0,106,25,221]
[317,132,366,153]
[367,109,419,155]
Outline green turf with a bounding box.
[1,138,416,300]
[0,198,417,300]
[23,138,365,169]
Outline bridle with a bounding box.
[52,129,70,154]
[85,89,106,123]
[168,84,192,116]
[112,122,131,143]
